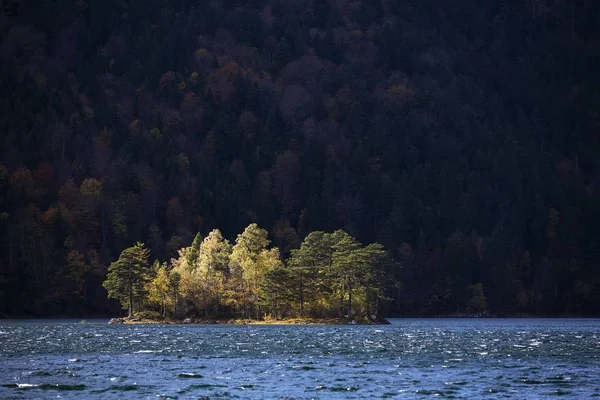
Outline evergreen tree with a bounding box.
[353,243,393,317]
[186,232,203,270]
[329,231,391,319]
[103,242,152,318]
[466,283,488,314]
[330,230,363,318]
[287,231,335,316]
[260,266,293,319]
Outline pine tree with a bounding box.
[186,232,203,270]
[331,230,363,318]
[260,266,293,319]
[103,242,151,318]
[330,231,392,319]
[287,231,335,316]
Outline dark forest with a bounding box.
[1,0,599,317]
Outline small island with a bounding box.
[104,224,398,325]
[108,316,390,325]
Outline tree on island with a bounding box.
[330,230,363,318]
[2,0,600,320]
[102,224,395,321]
[287,230,393,320]
[196,229,232,315]
[329,231,392,319]
[186,232,203,270]
[260,265,294,319]
[147,261,178,318]
[230,223,283,318]
[287,231,335,316]
[103,242,151,318]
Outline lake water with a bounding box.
[0,319,599,399]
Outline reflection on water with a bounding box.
[0,319,599,398]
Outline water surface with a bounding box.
[1,318,599,398]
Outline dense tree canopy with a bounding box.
[1,0,599,316]
[112,225,394,321]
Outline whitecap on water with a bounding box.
[178,372,203,378]
[17,383,38,388]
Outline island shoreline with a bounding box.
[107,316,391,325]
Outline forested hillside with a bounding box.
[1,0,599,317]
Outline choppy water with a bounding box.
[0,319,599,399]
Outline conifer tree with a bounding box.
[287,231,335,316]
[186,232,203,270]
[260,266,293,319]
[103,242,151,318]
[330,230,363,318]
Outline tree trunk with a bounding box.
[173,290,179,317]
[339,283,345,318]
[299,275,304,317]
[348,283,353,319]
[128,282,133,318]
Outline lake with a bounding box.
[0,318,599,398]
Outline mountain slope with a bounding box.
[1,0,599,316]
